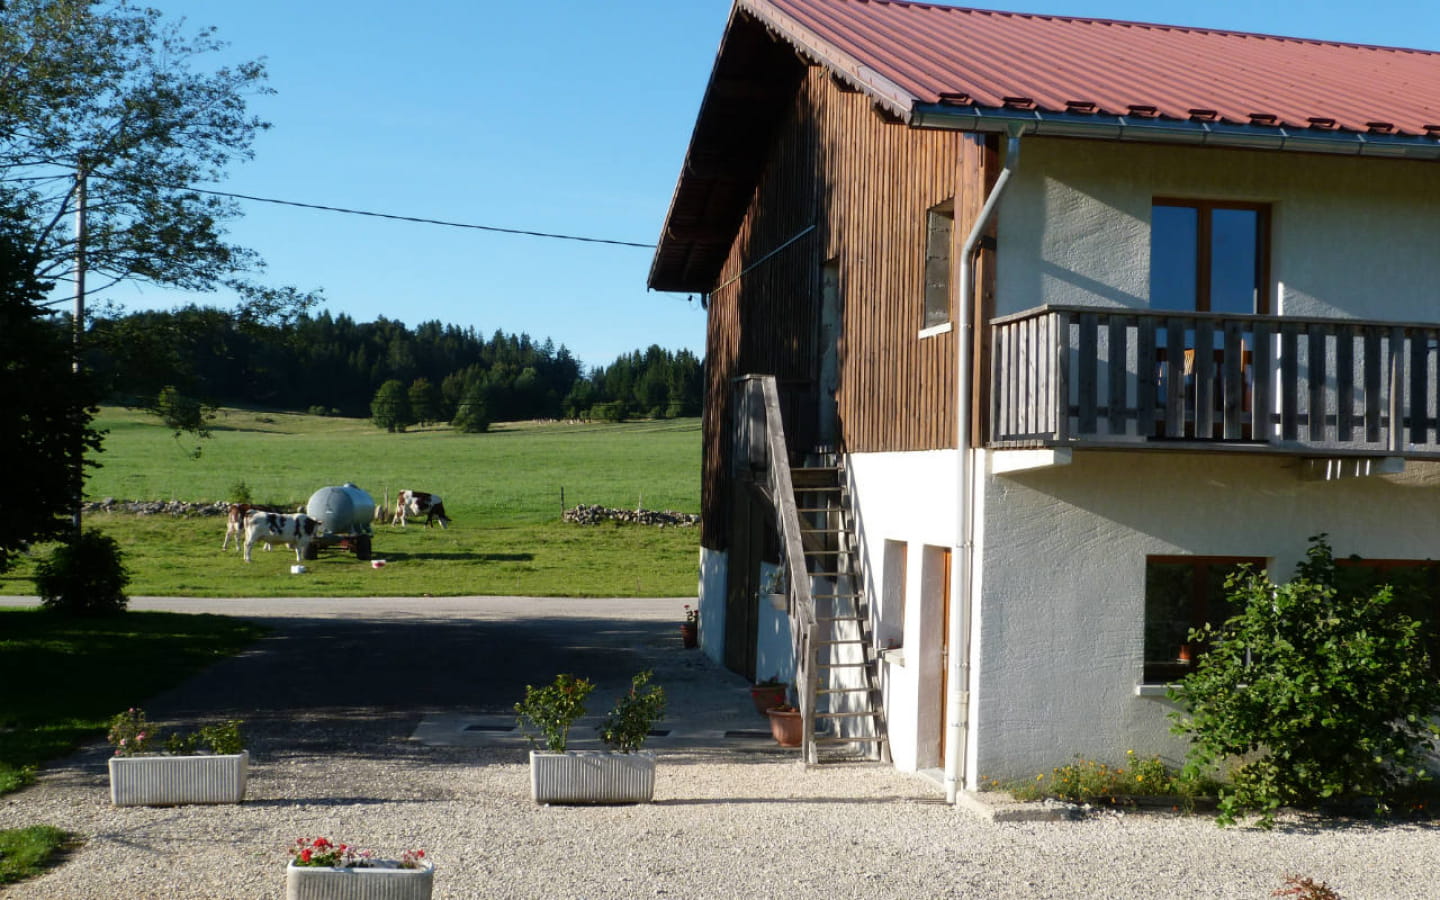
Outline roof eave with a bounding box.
[911,104,1440,159]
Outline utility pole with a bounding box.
[71,163,87,533]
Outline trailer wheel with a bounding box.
[354,535,372,561]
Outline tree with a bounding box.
[370,379,411,433]
[153,384,215,458]
[451,383,490,433]
[0,0,312,321]
[1171,535,1440,827]
[407,377,440,425]
[0,220,103,573]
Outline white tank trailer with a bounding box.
[304,483,376,560]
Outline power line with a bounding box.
[127,177,659,249]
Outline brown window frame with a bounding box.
[1143,554,1266,684]
[1151,198,1272,315]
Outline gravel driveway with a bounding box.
[1,596,1435,899]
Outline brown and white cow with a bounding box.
[242,512,321,562]
[392,490,451,529]
[222,503,285,550]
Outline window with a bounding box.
[1150,200,1269,314]
[1334,558,1440,677]
[1143,555,1265,683]
[922,201,954,330]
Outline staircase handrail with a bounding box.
[754,375,818,763]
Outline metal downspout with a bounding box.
[946,125,1022,805]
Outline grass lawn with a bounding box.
[0,408,702,598]
[0,608,268,796]
[0,826,72,886]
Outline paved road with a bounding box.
[20,595,773,753]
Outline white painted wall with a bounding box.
[697,546,727,666]
[996,138,1440,322]
[845,450,961,772]
[975,450,1440,780]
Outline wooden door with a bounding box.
[724,482,764,679]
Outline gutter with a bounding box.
[911,105,1440,160]
[946,125,1023,805]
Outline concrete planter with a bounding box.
[285,862,434,900]
[529,750,656,804]
[108,750,248,806]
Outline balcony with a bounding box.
[989,306,1440,458]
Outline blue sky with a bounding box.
[121,0,1440,371]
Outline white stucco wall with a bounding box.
[996,137,1440,322]
[975,450,1440,780]
[845,450,961,773]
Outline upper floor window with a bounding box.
[1150,199,1270,315]
[922,200,954,330]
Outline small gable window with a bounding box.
[922,200,954,330]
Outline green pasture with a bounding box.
[0,408,702,598]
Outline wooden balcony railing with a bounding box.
[990,306,1440,456]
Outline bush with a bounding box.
[227,480,253,505]
[597,670,666,753]
[515,673,595,752]
[34,529,129,616]
[1171,535,1440,827]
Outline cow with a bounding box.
[392,490,451,529]
[242,512,321,563]
[222,503,285,551]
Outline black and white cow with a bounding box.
[222,503,284,551]
[242,512,321,562]
[392,490,451,529]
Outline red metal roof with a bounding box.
[748,0,1440,134]
[649,0,1440,292]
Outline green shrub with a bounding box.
[34,529,129,616]
[1171,535,1440,827]
[597,670,666,753]
[515,673,595,752]
[227,480,253,504]
[988,750,1216,808]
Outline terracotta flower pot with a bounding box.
[766,707,803,747]
[679,623,698,649]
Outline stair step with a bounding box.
[817,661,870,669]
[813,736,888,745]
[816,639,865,647]
[816,686,873,695]
[817,614,864,622]
[813,592,862,599]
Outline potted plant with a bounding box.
[286,836,433,900]
[759,565,788,611]
[680,603,699,648]
[106,708,249,806]
[766,703,804,748]
[518,670,667,804]
[749,676,788,716]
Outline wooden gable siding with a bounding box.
[701,66,992,548]
[812,72,990,454]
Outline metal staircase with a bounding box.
[791,462,889,764]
